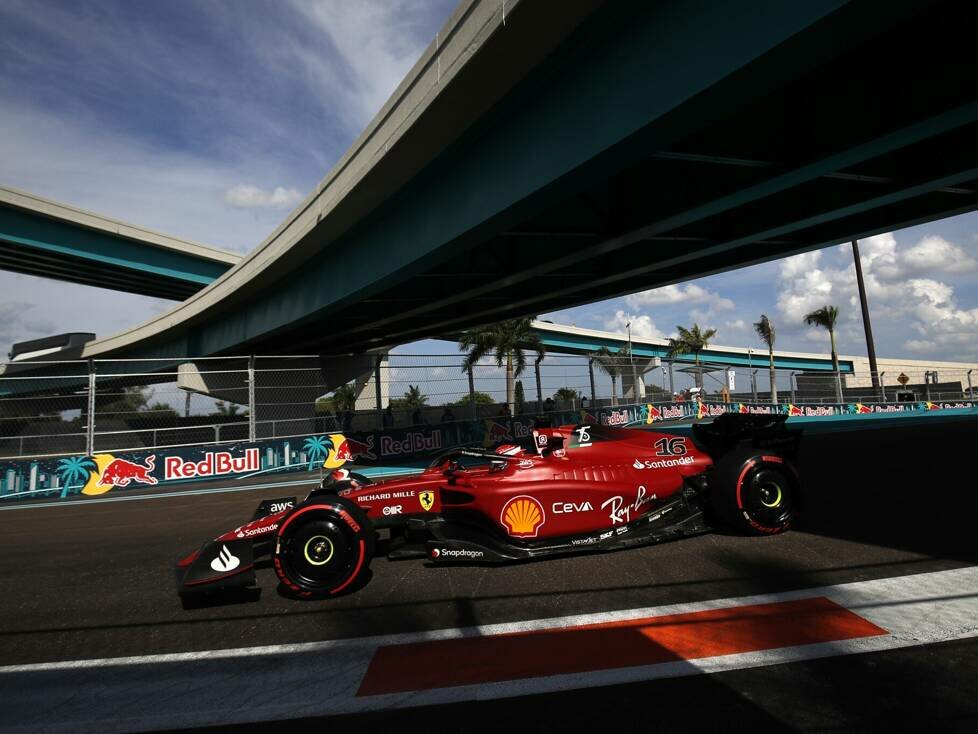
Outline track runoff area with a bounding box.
[2,418,978,732]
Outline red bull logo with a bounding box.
[738,403,749,414]
[343,436,376,461]
[482,421,512,447]
[646,404,662,424]
[855,403,873,414]
[925,401,941,411]
[333,439,353,462]
[165,449,260,480]
[787,404,804,417]
[381,430,443,456]
[98,455,157,488]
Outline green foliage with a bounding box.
[803,305,839,332]
[458,316,546,412]
[667,323,718,389]
[447,391,496,407]
[99,386,152,418]
[147,402,178,419]
[403,385,428,407]
[212,400,243,417]
[754,314,776,349]
[316,383,360,414]
[553,387,580,402]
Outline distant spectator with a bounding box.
[412,406,425,425]
[544,397,555,413]
[440,406,455,424]
[498,404,511,418]
[382,405,394,429]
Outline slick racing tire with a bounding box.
[711,448,798,535]
[273,497,374,598]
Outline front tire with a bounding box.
[711,448,797,535]
[273,498,374,598]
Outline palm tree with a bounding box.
[804,305,842,401]
[56,455,97,498]
[332,383,359,412]
[667,324,717,389]
[302,436,329,471]
[403,385,428,407]
[553,387,581,402]
[590,346,623,406]
[754,314,778,404]
[458,317,545,414]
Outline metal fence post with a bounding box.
[751,369,758,402]
[878,371,886,401]
[968,369,973,399]
[790,371,797,404]
[667,360,674,396]
[248,356,256,442]
[86,359,95,456]
[468,366,477,420]
[535,356,544,411]
[374,354,384,430]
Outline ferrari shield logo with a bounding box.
[419,490,435,512]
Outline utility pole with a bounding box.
[852,240,880,389]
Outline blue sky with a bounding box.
[2,0,978,365]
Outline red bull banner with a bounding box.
[1,399,975,503]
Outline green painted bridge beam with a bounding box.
[0,207,233,298]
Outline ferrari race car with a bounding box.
[176,414,800,600]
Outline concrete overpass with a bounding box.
[0,185,239,300]
[4,0,978,371]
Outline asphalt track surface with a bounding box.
[2,417,978,732]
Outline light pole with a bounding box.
[626,320,638,404]
[790,371,798,404]
[852,240,880,389]
[747,348,753,402]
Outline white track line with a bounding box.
[1,567,977,733]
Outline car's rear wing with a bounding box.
[692,413,801,459]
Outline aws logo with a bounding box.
[500,495,545,538]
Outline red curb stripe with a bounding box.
[357,596,886,696]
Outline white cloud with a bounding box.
[601,310,665,339]
[725,319,747,331]
[626,283,734,311]
[224,185,303,210]
[777,233,978,360]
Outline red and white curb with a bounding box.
[2,566,978,732]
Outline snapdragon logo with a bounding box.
[432,547,484,559]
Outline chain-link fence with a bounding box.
[0,353,975,459]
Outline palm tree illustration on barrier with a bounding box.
[302,436,330,471]
[56,456,98,498]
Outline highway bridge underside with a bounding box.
[256,0,977,356]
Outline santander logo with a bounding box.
[210,545,240,573]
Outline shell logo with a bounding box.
[500,495,545,538]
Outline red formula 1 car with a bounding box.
[176,414,801,600]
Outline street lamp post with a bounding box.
[790,371,798,404]
[626,320,639,404]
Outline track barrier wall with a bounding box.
[2,398,975,503]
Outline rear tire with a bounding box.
[711,447,797,535]
[273,498,374,598]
